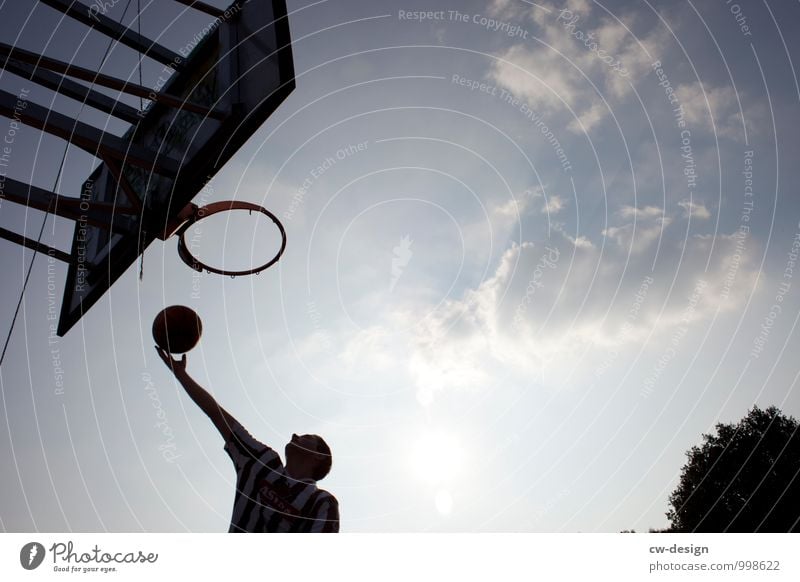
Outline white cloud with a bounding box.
[676,82,735,136]
[603,205,671,253]
[529,187,567,215]
[487,188,541,235]
[567,0,592,15]
[567,100,606,133]
[678,199,711,220]
[570,234,594,249]
[673,81,764,141]
[490,44,584,113]
[282,198,759,413]
[543,194,566,214]
[488,0,526,18]
[602,220,671,253]
[398,223,758,401]
[618,205,664,219]
[488,1,668,135]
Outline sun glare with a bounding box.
[435,489,454,515]
[408,428,466,484]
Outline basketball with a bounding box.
[152,306,203,354]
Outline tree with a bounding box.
[667,406,800,532]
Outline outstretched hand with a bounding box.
[155,346,187,376]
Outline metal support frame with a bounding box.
[0,227,73,264]
[172,0,226,18]
[0,89,180,175]
[39,0,183,67]
[3,58,142,124]
[0,0,296,337]
[0,0,227,271]
[0,43,226,120]
[0,177,139,264]
[100,155,144,213]
[0,177,138,232]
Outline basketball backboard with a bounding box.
[56,0,295,335]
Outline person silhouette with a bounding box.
[156,347,339,532]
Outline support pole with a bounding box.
[0,176,138,232]
[0,89,180,176]
[3,58,142,124]
[0,227,73,264]
[0,43,226,120]
[38,0,183,67]
[173,0,226,18]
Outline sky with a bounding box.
[0,0,799,532]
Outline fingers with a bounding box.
[155,346,169,363]
[154,346,187,374]
[155,346,176,369]
[173,353,187,373]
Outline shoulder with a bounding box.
[316,487,336,499]
[309,488,339,532]
[313,488,339,509]
[225,421,267,451]
[224,422,281,469]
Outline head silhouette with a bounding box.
[285,433,332,481]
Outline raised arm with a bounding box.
[155,347,238,442]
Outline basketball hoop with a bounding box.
[176,200,287,277]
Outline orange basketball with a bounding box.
[152,305,203,354]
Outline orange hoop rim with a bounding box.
[176,201,287,276]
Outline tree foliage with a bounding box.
[667,406,800,532]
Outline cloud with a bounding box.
[487,1,668,135]
[618,205,664,219]
[543,194,566,214]
[491,189,535,223]
[570,234,594,249]
[528,187,567,215]
[675,82,736,135]
[398,221,758,401]
[567,100,606,133]
[487,188,566,236]
[488,0,528,19]
[282,189,759,412]
[490,44,585,114]
[602,201,711,254]
[674,82,764,141]
[567,0,592,15]
[678,199,711,220]
[603,205,671,253]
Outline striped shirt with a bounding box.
[224,422,339,533]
